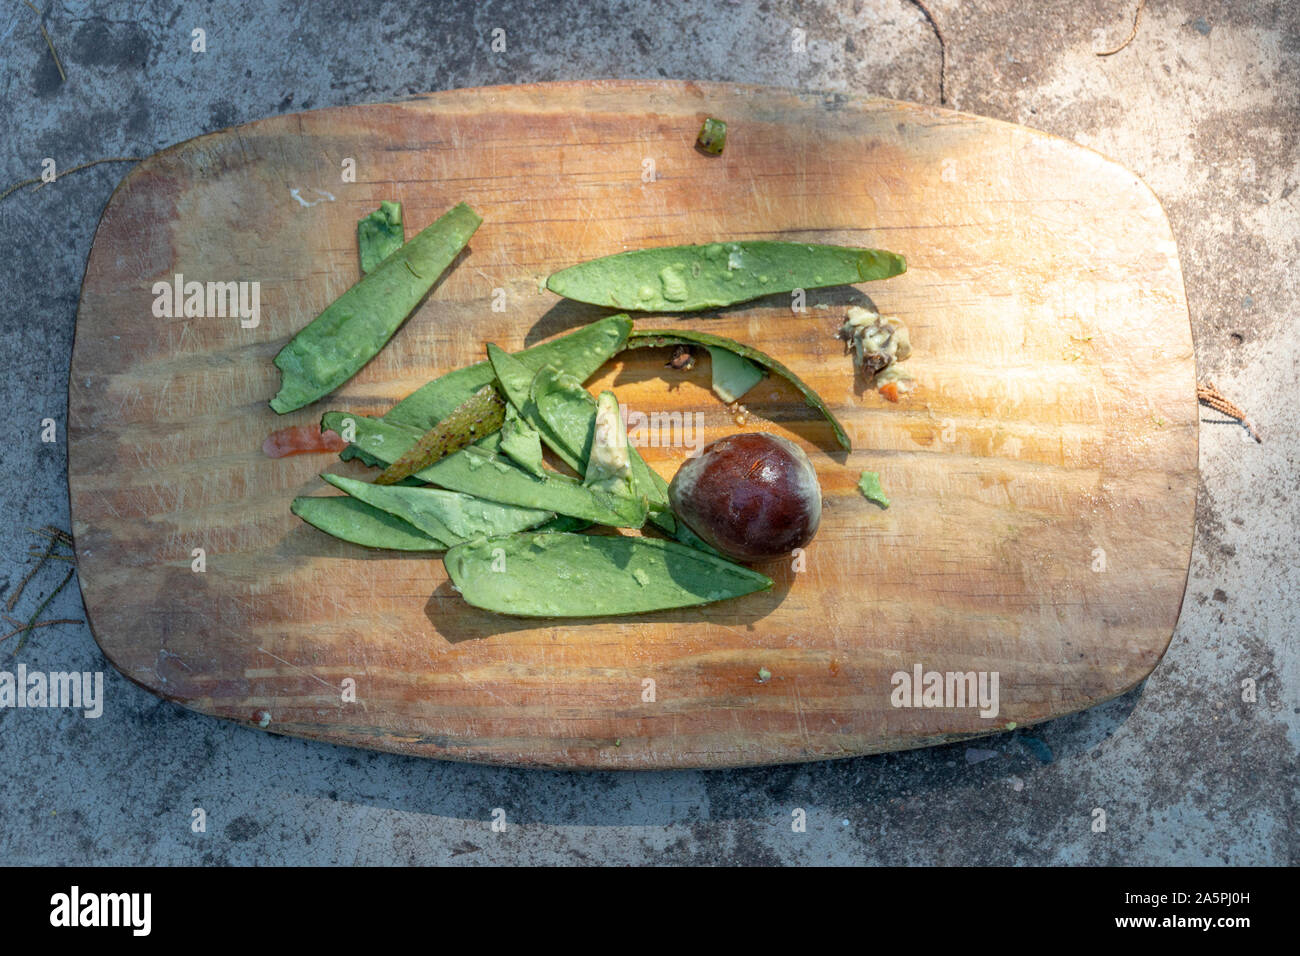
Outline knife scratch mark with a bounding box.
[257,645,337,693]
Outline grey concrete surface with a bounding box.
[0,0,1295,865]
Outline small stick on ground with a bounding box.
[1096,0,1147,56]
[43,523,75,544]
[29,526,74,546]
[6,566,76,654]
[908,0,948,106]
[23,0,66,83]
[1,157,142,205]
[31,157,144,192]
[0,177,42,203]
[0,617,80,644]
[1198,381,1262,443]
[7,538,59,612]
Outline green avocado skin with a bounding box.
[421,447,647,529]
[527,363,596,465]
[271,202,482,414]
[546,241,905,312]
[498,407,547,478]
[696,117,727,155]
[322,473,553,543]
[486,346,584,472]
[383,314,632,431]
[487,347,675,536]
[444,533,772,617]
[320,411,647,529]
[526,363,675,534]
[337,314,630,467]
[290,495,445,550]
[626,328,851,451]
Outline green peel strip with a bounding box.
[444,532,772,617]
[271,202,481,414]
[626,328,851,451]
[546,241,905,313]
[290,495,444,551]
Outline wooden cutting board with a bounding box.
[69,81,1197,769]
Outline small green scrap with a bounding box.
[357,201,404,273]
[696,117,727,155]
[857,471,890,509]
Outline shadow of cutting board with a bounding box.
[69,81,1197,769]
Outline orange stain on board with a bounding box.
[262,425,346,458]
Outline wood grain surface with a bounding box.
[68,81,1198,769]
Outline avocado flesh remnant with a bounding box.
[705,345,764,403]
[584,391,634,495]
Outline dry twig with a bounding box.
[0,177,42,204]
[1096,0,1147,56]
[8,538,58,612]
[4,528,79,653]
[31,525,74,545]
[6,566,76,653]
[908,0,949,105]
[1,157,143,205]
[0,617,80,643]
[1198,381,1261,443]
[7,528,72,611]
[22,0,66,82]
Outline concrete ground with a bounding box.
[0,0,1295,865]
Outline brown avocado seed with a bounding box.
[668,432,822,563]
